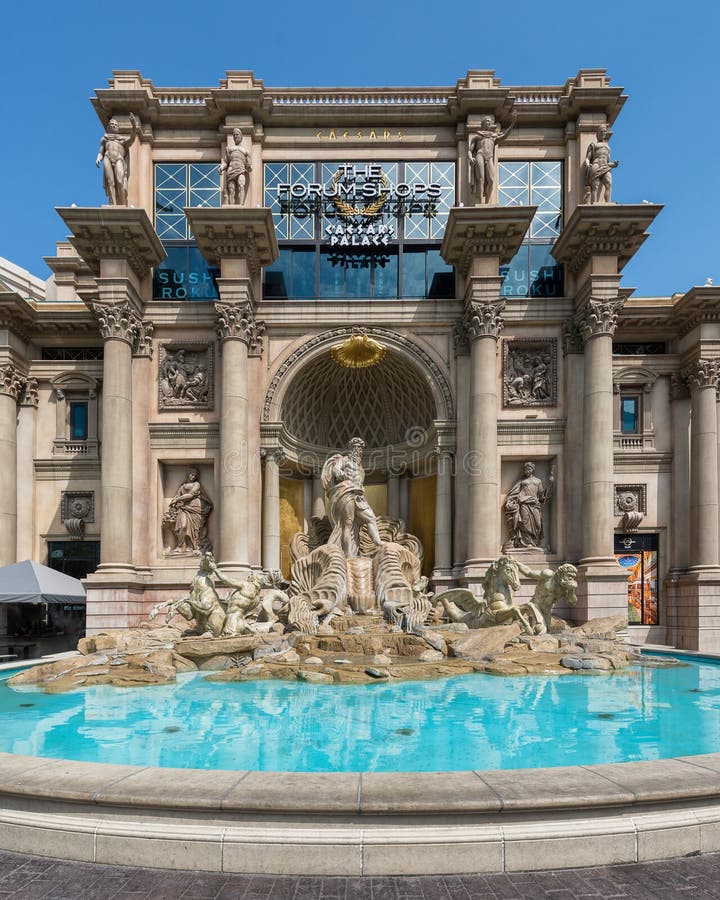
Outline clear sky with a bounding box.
[1,0,717,296]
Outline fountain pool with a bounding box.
[1,654,718,772]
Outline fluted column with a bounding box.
[216,302,264,572]
[0,365,26,566]
[685,360,720,568]
[262,448,284,571]
[94,302,140,571]
[576,297,625,563]
[433,449,453,578]
[464,300,504,564]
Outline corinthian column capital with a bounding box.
[463,300,505,342]
[0,364,26,401]
[575,297,625,342]
[93,301,142,345]
[682,359,720,392]
[215,302,266,353]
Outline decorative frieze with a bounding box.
[614,485,646,532]
[93,301,141,345]
[682,359,720,391]
[0,364,26,401]
[215,302,266,354]
[158,343,213,411]
[575,297,625,341]
[463,300,505,341]
[502,339,557,407]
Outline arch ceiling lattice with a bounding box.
[281,352,436,450]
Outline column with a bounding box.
[464,300,505,564]
[94,302,140,571]
[440,205,536,585]
[16,378,38,561]
[131,323,153,572]
[216,303,263,572]
[685,360,720,568]
[576,297,625,565]
[433,449,453,579]
[399,475,410,526]
[262,448,284,572]
[387,472,400,519]
[184,207,278,576]
[0,364,26,566]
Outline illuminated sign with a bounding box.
[276,163,442,226]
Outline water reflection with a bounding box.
[1,660,719,772]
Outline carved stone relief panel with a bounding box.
[502,339,557,408]
[158,343,213,411]
[614,484,646,532]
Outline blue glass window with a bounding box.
[153,164,221,301]
[499,161,563,298]
[69,402,88,441]
[620,396,640,434]
[153,246,219,301]
[262,161,456,300]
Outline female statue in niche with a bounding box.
[503,461,554,551]
[163,467,213,555]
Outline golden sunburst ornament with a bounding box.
[330,331,387,369]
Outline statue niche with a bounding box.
[162,466,213,556]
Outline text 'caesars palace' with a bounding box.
[1,67,717,651]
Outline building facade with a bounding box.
[0,68,717,649]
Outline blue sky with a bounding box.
[1,0,717,296]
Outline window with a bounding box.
[41,347,103,361]
[153,163,221,301]
[48,541,100,580]
[498,161,563,298]
[262,161,456,300]
[69,402,88,441]
[613,342,666,356]
[615,533,659,625]
[51,374,99,456]
[620,396,641,434]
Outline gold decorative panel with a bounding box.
[279,477,304,578]
[365,484,388,518]
[408,475,436,576]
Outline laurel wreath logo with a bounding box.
[331,170,389,219]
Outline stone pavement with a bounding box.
[1,850,720,899]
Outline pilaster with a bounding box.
[0,363,26,567]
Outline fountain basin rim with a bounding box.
[3,750,720,814]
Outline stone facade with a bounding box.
[0,67,717,651]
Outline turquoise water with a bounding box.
[1,659,720,772]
